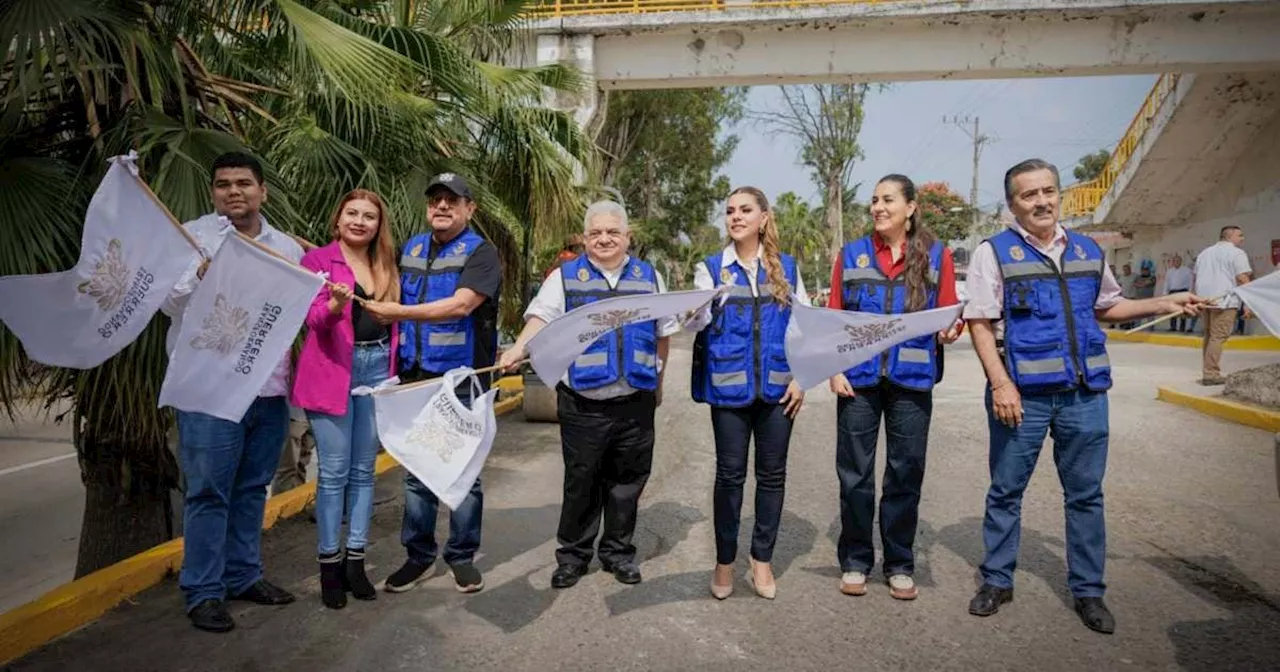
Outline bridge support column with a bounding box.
[536,33,601,134]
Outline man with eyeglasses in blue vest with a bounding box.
[363,173,500,595]
[963,159,1205,635]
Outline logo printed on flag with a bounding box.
[579,309,650,343]
[189,295,250,355]
[77,239,129,311]
[839,319,905,353]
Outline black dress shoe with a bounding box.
[1074,597,1116,634]
[602,561,642,585]
[551,563,589,589]
[968,583,1013,616]
[188,599,235,633]
[229,579,296,606]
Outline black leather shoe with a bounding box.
[551,563,589,589]
[602,561,642,585]
[1074,597,1116,634]
[229,579,296,606]
[968,583,1013,617]
[188,599,235,633]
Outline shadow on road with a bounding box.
[1141,551,1280,672]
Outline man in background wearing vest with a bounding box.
[963,159,1204,635]
[499,201,678,589]
[364,173,501,594]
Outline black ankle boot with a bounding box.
[319,552,347,609]
[344,548,377,600]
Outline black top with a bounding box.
[403,233,502,391]
[351,283,388,343]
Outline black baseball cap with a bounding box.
[425,172,473,200]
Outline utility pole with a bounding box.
[944,115,994,238]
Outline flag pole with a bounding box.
[231,231,368,306]
[390,361,528,392]
[128,172,205,256]
[1123,293,1225,334]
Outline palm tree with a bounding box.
[0,0,592,574]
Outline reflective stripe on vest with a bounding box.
[562,256,660,392]
[990,227,1113,395]
[837,236,942,392]
[690,252,798,407]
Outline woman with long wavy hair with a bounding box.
[291,189,401,609]
[826,174,963,601]
[687,186,807,600]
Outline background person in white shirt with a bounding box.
[500,201,678,589]
[1161,254,1195,332]
[160,152,303,633]
[1193,226,1254,385]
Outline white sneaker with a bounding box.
[888,574,918,600]
[840,571,867,596]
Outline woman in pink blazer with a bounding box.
[292,189,400,609]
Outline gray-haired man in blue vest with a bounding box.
[364,173,501,595]
[963,159,1204,634]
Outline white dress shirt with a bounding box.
[1194,241,1252,308]
[1161,265,1194,294]
[524,255,680,400]
[684,244,809,332]
[161,213,304,400]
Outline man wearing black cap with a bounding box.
[364,173,501,594]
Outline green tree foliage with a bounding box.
[1073,149,1111,182]
[917,181,973,244]
[0,0,591,573]
[593,87,747,288]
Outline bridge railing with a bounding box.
[526,1,942,17]
[1060,73,1181,219]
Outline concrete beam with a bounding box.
[533,1,1280,89]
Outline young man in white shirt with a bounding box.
[161,152,303,632]
[1193,226,1254,385]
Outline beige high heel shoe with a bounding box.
[748,559,776,600]
[710,564,734,600]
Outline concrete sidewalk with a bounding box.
[10,337,1280,671]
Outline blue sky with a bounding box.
[720,75,1158,215]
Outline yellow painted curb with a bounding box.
[1107,331,1280,351]
[0,386,524,666]
[1157,387,1280,432]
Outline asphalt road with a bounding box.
[8,336,1280,671]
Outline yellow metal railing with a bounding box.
[1060,73,1180,219]
[526,1,937,17]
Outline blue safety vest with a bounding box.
[990,228,1112,394]
[397,228,486,373]
[562,255,660,392]
[839,236,943,391]
[691,252,799,407]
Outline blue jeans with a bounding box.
[401,387,483,566]
[307,342,390,556]
[711,401,793,564]
[836,383,933,576]
[980,388,1109,598]
[177,396,289,611]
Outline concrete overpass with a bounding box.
[525,0,1280,126]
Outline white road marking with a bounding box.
[0,452,77,477]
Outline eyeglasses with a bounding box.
[585,229,625,241]
[428,193,464,208]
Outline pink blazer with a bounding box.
[291,242,398,416]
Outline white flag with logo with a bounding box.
[0,154,195,368]
[784,302,966,390]
[1232,270,1280,338]
[526,287,723,388]
[373,368,499,510]
[158,234,323,422]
